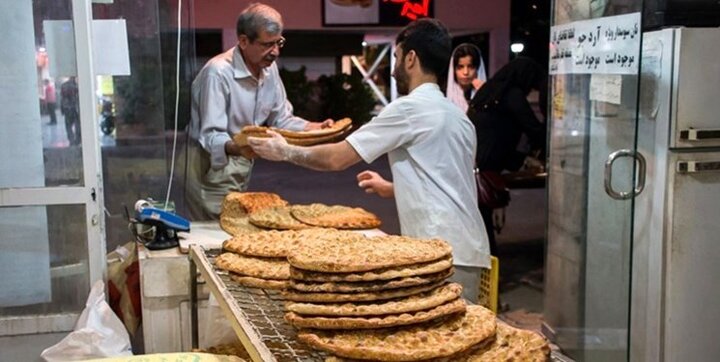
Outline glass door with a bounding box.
[0,0,105,357]
[543,1,644,360]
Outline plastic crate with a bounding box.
[477,256,499,313]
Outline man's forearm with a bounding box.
[283,142,361,172]
[284,144,344,171]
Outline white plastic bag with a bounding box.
[41,280,133,361]
[200,293,238,349]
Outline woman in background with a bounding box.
[468,57,547,255]
[446,43,487,112]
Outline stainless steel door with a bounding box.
[664,152,720,360]
[668,28,720,149]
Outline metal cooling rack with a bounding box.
[189,245,327,362]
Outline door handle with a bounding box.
[604,149,646,200]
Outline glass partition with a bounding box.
[544,1,643,360]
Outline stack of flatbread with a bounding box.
[319,319,550,361]
[219,192,288,236]
[216,228,359,289]
[247,203,382,230]
[282,234,466,333]
[217,229,305,289]
[233,118,353,147]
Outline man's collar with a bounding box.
[232,46,270,80]
[410,82,440,94]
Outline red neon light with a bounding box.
[383,0,431,21]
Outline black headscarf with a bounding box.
[468,57,545,114]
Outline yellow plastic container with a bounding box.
[478,256,499,313]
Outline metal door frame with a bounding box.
[0,0,105,336]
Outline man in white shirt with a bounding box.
[187,3,332,219]
[248,18,490,303]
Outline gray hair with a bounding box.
[236,3,283,41]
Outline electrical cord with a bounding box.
[163,0,182,211]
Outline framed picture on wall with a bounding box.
[323,0,434,27]
[323,0,380,26]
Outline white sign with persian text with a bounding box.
[550,12,641,74]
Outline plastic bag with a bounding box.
[107,241,141,336]
[200,293,238,349]
[41,280,133,361]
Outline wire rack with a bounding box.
[195,247,327,362]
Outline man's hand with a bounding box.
[357,170,394,198]
[304,118,334,131]
[247,131,289,161]
[225,140,257,159]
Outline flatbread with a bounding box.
[214,252,289,280]
[285,282,462,316]
[298,305,497,361]
[248,206,311,230]
[233,118,352,146]
[285,298,466,330]
[220,191,287,217]
[223,228,357,258]
[275,118,352,138]
[219,215,263,236]
[229,273,288,290]
[465,322,550,362]
[288,268,454,293]
[282,280,445,303]
[288,234,452,273]
[290,256,453,282]
[286,124,353,146]
[323,337,497,362]
[290,203,381,229]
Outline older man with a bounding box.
[187,3,332,219]
[248,19,490,303]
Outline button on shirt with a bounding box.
[346,83,491,268]
[189,46,307,170]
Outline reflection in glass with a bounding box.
[0,205,89,317]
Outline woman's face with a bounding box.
[454,55,477,90]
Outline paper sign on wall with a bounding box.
[589,74,622,104]
[44,19,130,77]
[550,12,641,75]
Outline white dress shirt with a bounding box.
[188,46,307,170]
[346,83,491,268]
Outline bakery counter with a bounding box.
[189,244,327,361]
[138,222,229,353]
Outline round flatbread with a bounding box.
[298,305,497,361]
[220,191,288,216]
[274,118,352,139]
[285,298,466,330]
[219,215,263,236]
[288,268,454,293]
[248,206,312,230]
[282,280,445,303]
[285,282,463,316]
[229,273,288,290]
[290,203,381,229]
[290,256,453,282]
[222,228,357,258]
[465,322,550,362]
[214,252,289,280]
[288,234,452,273]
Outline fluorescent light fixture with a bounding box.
[510,43,525,53]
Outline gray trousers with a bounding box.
[185,142,253,220]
